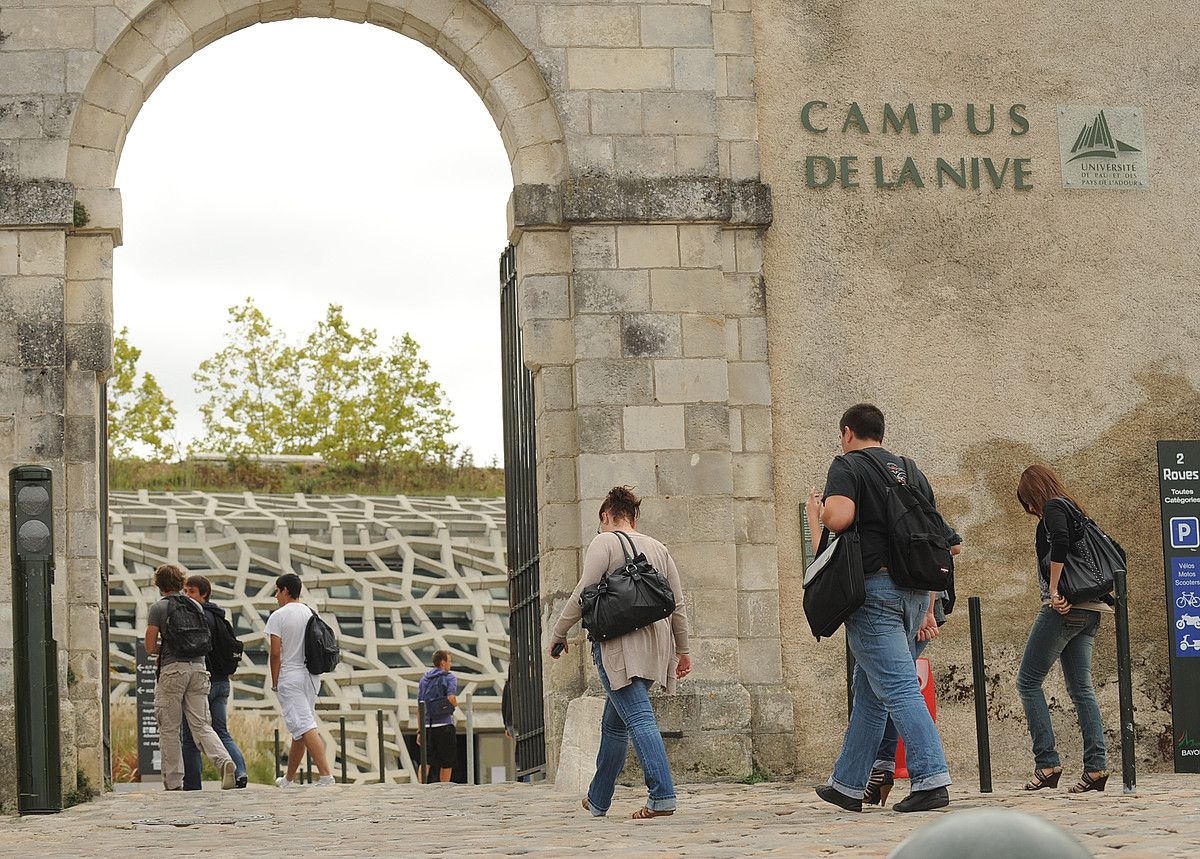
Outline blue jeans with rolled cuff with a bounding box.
[828,574,952,798]
[587,642,677,816]
[873,637,930,773]
[1016,606,1106,773]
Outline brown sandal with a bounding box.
[632,806,675,820]
[1023,767,1062,791]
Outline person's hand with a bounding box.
[917,613,939,642]
[675,653,692,679]
[415,732,421,746]
[805,486,823,520]
[504,728,512,740]
[1051,593,1072,614]
[548,641,567,659]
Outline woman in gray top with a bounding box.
[550,486,691,819]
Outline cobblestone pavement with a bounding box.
[1,776,1197,857]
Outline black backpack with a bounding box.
[162,595,212,658]
[304,609,340,675]
[851,450,954,591]
[420,670,456,722]
[206,610,244,677]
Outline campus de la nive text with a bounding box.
[800,101,1034,191]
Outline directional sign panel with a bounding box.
[1158,441,1200,772]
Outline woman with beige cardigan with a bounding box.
[549,486,692,819]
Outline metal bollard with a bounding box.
[466,694,475,785]
[377,710,386,784]
[274,729,281,781]
[1113,566,1137,793]
[968,597,993,793]
[418,701,428,784]
[340,717,347,784]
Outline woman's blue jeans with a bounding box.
[1016,606,1107,772]
[829,574,951,797]
[587,642,676,816]
[181,677,247,788]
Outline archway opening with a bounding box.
[89,12,552,787]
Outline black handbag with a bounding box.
[580,531,677,642]
[1040,499,1125,604]
[802,526,866,640]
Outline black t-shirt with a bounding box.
[822,447,941,575]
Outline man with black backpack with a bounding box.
[417,650,458,783]
[144,564,237,791]
[809,404,954,813]
[265,573,335,787]
[181,575,248,789]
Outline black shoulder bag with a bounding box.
[802,455,866,640]
[1040,498,1125,604]
[580,531,677,642]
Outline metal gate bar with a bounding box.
[499,244,546,778]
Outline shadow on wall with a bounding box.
[941,364,1198,766]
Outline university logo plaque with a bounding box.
[1058,105,1148,190]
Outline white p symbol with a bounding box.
[1172,517,1200,548]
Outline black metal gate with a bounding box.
[500,244,546,778]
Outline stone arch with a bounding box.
[67,0,567,192]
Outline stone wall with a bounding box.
[755,1,1198,780]
[1,0,793,807]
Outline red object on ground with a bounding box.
[894,657,936,780]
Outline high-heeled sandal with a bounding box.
[1068,770,1108,793]
[863,769,894,806]
[1023,767,1062,790]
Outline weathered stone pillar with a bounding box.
[1,178,111,807]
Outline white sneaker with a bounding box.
[221,760,237,790]
[314,776,336,787]
[275,776,294,788]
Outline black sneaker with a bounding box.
[235,776,248,789]
[894,786,949,812]
[815,784,863,813]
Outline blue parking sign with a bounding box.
[1172,517,1200,549]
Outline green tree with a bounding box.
[193,301,456,464]
[192,299,295,457]
[108,328,179,460]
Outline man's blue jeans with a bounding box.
[829,574,951,798]
[873,637,930,773]
[182,677,247,788]
[587,642,676,816]
[1016,606,1106,772]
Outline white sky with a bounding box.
[115,18,512,464]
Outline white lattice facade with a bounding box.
[108,491,509,783]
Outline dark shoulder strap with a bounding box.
[612,530,636,561]
[848,448,897,487]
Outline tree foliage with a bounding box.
[193,300,456,464]
[108,328,179,460]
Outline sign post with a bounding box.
[135,641,161,781]
[1157,440,1200,773]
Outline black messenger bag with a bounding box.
[802,526,866,640]
[580,531,676,642]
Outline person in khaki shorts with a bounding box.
[144,564,236,790]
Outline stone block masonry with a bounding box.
[0,0,791,808]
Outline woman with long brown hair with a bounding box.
[1015,464,1110,794]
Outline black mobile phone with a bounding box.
[551,641,565,658]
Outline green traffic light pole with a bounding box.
[9,466,62,814]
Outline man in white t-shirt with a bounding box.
[264,573,334,787]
